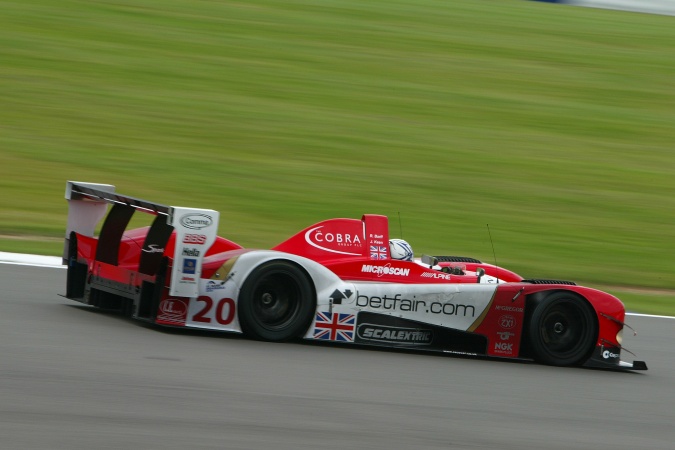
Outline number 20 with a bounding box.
[192,296,235,325]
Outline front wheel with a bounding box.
[238,260,315,342]
[528,292,597,366]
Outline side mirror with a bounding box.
[476,267,485,283]
[421,254,438,268]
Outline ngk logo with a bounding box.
[183,234,207,245]
[494,342,513,352]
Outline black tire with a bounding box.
[238,260,315,342]
[528,292,597,366]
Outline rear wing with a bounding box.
[64,181,219,298]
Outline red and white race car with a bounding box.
[62,181,647,370]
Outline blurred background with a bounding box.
[1,0,673,314]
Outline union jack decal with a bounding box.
[370,245,387,260]
[313,312,355,342]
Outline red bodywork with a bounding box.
[68,208,636,369]
[270,214,626,361]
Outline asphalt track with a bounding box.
[1,263,674,450]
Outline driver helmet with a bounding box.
[389,239,413,261]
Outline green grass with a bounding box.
[603,289,675,317]
[1,0,674,314]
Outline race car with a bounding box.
[62,181,647,370]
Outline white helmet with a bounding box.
[389,239,413,261]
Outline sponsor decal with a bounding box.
[602,350,620,360]
[180,276,196,283]
[421,272,452,281]
[497,331,515,340]
[494,342,514,353]
[180,213,214,230]
[182,247,200,257]
[361,264,410,278]
[142,244,164,254]
[357,324,433,345]
[206,280,226,292]
[183,234,207,245]
[356,310,489,353]
[356,293,475,317]
[370,245,387,260]
[496,305,524,312]
[313,312,355,341]
[329,289,353,305]
[498,315,516,330]
[158,298,188,325]
[305,226,362,256]
[183,258,197,275]
[443,350,479,356]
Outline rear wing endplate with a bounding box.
[64,181,219,298]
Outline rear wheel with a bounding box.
[238,261,315,341]
[528,292,597,366]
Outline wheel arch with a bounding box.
[244,255,319,305]
[519,289,599,361]
[277,258,317,305]
[236,255,320,342]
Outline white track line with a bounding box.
[626,312,675,319]
[0,252,64,268]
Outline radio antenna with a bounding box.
[487,224,498,283]
[398,211,403,239]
